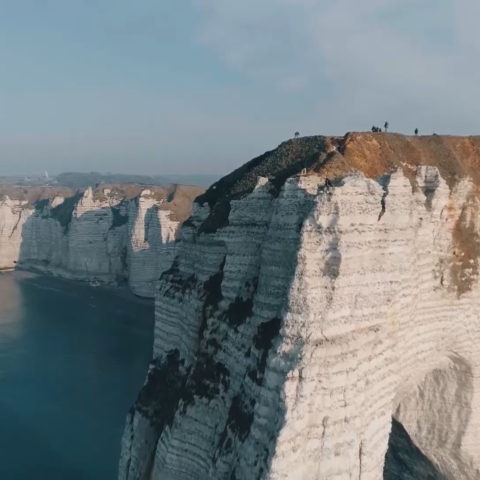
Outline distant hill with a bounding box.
[162,174,219,188]
[55,172,217,189]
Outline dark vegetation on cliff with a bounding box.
[135,350,189,434]
[198,132,480,217]
[196,136,327,233]
[135,257,230,431]
[196,132,480,234]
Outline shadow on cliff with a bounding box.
[125,179,338,479]
[14,193,179,297]
[384,419,448,480]
[15,194,132,285]
[126,201,178,297]
[127,250,304,479]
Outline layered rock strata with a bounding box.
[0,184,203,297]
[120,133,480,479]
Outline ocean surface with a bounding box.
[0,271,154,480]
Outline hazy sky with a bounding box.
[0,0,478,176]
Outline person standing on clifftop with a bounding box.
[415,128,419,136]
[384,121,389,132]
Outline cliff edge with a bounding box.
[0,183,203,297]
[119,133,480,479]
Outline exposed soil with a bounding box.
[335,133,480,189]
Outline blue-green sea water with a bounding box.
[0,272,154,480]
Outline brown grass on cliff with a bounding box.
[0,183,204,224]
[321,133,480,189]
[0,186,75,206]
[164,184,205,223]
[86,183,203,222]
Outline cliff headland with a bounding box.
[120,133,480,479]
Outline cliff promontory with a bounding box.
[119,133,480,479]
[0,183,203,297]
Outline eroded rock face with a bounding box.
[119,134,480,479]
[0,197,34,270]
[127,190,180,297]
[0,184,202,297]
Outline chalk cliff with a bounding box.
[119,133,480,479]
[0,184,203,297]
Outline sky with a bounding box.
[0,0,478,176]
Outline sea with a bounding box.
[0,271,154,480]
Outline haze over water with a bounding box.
[0,272,154,480]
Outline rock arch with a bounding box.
[385,354,477,479]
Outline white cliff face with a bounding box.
[0,197,33,270]
[65,187,128,282]
[119,134,480,480]
[0,185,200,297]
[128,190,180,297]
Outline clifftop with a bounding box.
[0,185,75,206]
[202,133,480,202]
[334,132,480,188]
[120,131,480,480]
[197,133,480,233]
[0,183,204,223]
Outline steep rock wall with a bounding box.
[0,184,202,297]
[0,197,34,270]
[127,190,179,297]
[120,134,480,479]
